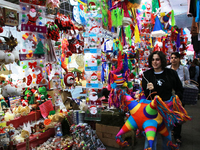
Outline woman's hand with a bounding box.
[147,83,154,90]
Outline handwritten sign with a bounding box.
[39,100,54,118]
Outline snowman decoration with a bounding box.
[27,6,38,26]
[88,18,100,34]
[89,38,97,48]
[90,72,98,84]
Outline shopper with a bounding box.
[189,59,199,82]
[167,52,190,145]
[142,51,183,150]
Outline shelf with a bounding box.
[6,110,42,128]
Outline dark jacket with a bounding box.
[142,68,183,101]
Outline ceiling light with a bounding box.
[180,3,187,6]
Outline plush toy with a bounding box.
[2,83,22,97]
[0,50,19,64]
[48,113,65,122]
[5,53,15,64]
[0,51,5,62]
[21,99,29,107]
[18,105,30,116]
[0,74,6,82]
[21,130,30,139]
[38,86,48,100]
[0,34,18,51]
[4,111,15,121]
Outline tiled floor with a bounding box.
[106,101,200,150]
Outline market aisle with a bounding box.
[106,101,200,150]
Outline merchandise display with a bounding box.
[0,0,194,149]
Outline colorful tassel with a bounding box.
[134,24,141,43]
[171,10,176,26]
[151,96,178,126]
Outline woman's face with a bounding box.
[152,54,162,70]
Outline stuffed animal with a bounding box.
[0,75,6,82]
[0,50,19,64]
[13,105,30,117]
[1,83,22,97]
[48,113,65,122]
[4,111,15,121]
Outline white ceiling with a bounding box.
[160,0,192,29]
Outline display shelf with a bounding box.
[16,128,55,150]
[6,110,42,128]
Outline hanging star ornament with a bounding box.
[115,93,191,150]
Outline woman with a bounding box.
[167,52,190,145]
[142,51,183,150]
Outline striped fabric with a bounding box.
[114,73,124,86]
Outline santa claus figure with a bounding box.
[90,105,97,115]
[21,99,28,107]
[27,6,38,26]
[89,89,98,101]
[89,1,98,16]
[90,72,98,83]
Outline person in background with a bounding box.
[167,52,190,146]
[189,59,199,82]
[142,51,183,150]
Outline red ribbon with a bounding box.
[28,62,37,69]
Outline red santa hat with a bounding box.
[90,89,96,92]
[90,105,96,109]
[30,5,36,12]
[89,2,96,7]
[91,72,97,77]
[31,89,36,94]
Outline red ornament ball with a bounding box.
[0,27,3,33]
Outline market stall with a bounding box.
[0,0,194,149]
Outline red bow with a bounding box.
[28,62,37,69]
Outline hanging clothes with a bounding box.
[189,0,197,17]
[195,0,200,22]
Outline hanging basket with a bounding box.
[182,80,199,105]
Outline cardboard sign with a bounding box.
[3,8,18,26]
[39,100,54,118]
